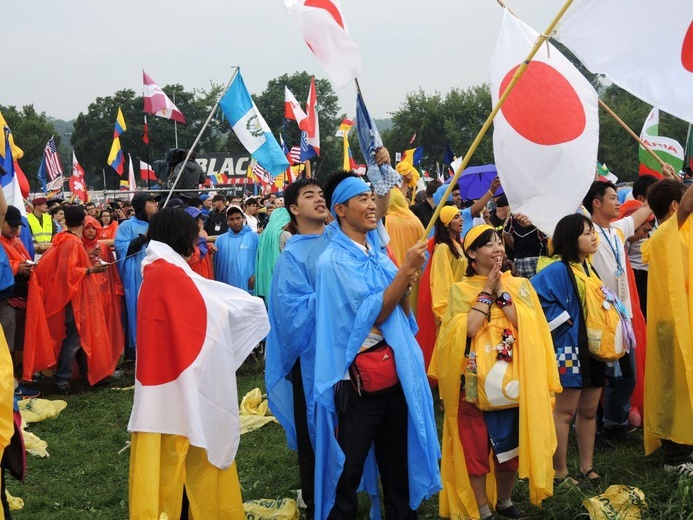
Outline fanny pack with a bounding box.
[349,341,399,396]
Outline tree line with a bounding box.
[2,68,689,192]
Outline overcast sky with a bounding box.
[4,0,558,122]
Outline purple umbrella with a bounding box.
[445,164,504,199]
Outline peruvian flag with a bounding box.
[70,151,88,202]
[143,70,186,124]
[304,76,320,157]
[284,0,362,87]
[128,241,269,469]
[555,0,693,124]
[139,160,157,181]
[284,86,314,134]
[490,10,598,236]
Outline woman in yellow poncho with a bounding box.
[430,206,468,322]
[384,187,425,266]
[431,225,560,520]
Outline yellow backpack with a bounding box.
[563,261,633,362]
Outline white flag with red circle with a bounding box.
[284,0,362,87]
[128,241,270,469]
[490,9,598,236]
[555,0,693,124]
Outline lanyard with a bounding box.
[596,225,622,270]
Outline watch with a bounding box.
[495,292,513,307]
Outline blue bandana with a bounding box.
[330,177,371,216]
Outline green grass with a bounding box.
[8,361,693,519]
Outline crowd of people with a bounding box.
[0,150,692,519]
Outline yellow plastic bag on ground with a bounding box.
[18,398,67,423]
[22,429,49,458]
[5,490,23,511]
[240,388,277,434]
[243,498,299,520]
[583,485,647,519]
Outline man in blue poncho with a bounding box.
[313,173,441,519]
[114,192,159,355]
[214,205,258,294]
[266,149,395,520]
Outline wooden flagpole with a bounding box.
[163,67,239,207]
[420,0,577,241]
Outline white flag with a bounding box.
[490,10,599,236]
[555,0,693,124]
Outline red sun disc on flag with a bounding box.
[682,21,693,72]
[136,259,208,386]
[500,61,586,145]
[305,0,344,29]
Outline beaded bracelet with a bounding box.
[479,291,492,299]
[476,296,493,306]
[470,307,489,317]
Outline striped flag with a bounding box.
[289,146,301,164]
[139,160,157,181]
[247,158,272,186]
[639,107,684,177]
[108,108,127,175]
[44,136,63,192]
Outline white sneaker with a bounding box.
[664,462,693,477]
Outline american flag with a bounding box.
[250,158,272,186]
[289,146,301,164]
[44,136,64,191]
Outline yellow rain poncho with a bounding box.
[430,273,560,519]
[129,433,244,520]
[430,242,467,322]
[641,215,693,454]
[385,188,425,266]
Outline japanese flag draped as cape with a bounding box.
[490,9,598,236]
[128,240,270,470]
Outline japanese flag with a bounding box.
[128,241,270,469]
[284,0,362,87]
[555,0,693,124]
[490,10,598,236]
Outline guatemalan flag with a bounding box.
[490,9,598,236]
[128,240,270,469]
[219,71,290,176]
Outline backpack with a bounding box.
[563,261,634,362]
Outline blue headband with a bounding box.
[330,177,371,216]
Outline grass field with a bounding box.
[7,360,693,519]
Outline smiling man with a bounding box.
[265,150,396,519]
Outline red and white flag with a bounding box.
[490,10,598,236]
[143,70,186,124]
[284,0,362,87]
[139,160,157,181]
[69,151,88,202]
[555,0,693,124]
[305,76,321,155]
[285,86,314,134]
[409,132,417,145]
[128,241,269,469]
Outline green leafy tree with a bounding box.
[382,85,494,175]
[71,85,226,190]
[598,84,689,181]
[0,104,60,192]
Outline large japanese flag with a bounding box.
[555,0,693,124]
[128,241,270,469]
[490,10,598,236]
[284,0,361,87]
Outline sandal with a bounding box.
[579,468,601,484]
[553,474,579,487]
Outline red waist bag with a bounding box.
[349,342,399,395]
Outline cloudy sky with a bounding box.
[4,0,558,121]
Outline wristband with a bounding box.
[487,190,494,197]
[476,296,493,306]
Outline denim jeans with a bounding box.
[603,350,636,428]
[56,303,87,383]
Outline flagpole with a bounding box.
[421,0,576,241]
[102,168,106,201]
[163,67,239,207]
[144,115,151,190]
[493,0,669,174]
[173,92,179,149]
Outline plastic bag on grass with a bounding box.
[583,485,646,519]
[243,498,299,519]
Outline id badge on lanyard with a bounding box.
[615,267,628,303]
